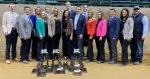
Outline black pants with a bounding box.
[122,39,131,63]
[107,37,118,62]
[31,35,39,59]
[119,34,123,47]
[37,38,45,61]
[20,38,31,61]
[53,33,61,49]
[47,36,53,59]
[5,28,18,60]
[62,31,73,59]
[97,37,106,61]
[94,36,100,61]
[73,31,83,59]
[87,37,94,61]
[130,37,137,62]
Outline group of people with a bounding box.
[2,2,149,66]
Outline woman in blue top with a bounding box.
[36,10,47,61]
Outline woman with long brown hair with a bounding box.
[62,10,73,59]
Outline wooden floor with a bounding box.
[0,52,150,79]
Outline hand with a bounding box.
[99,37,102,40]
[112,38,116,40]
[70,36,73,40]
[4,32,8,36]
[89,36,93,39]
[40,35,43,39]
[79,34,83,39]
[142,37,145,40]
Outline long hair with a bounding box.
[62,10,71,24]
[120,8,129,21]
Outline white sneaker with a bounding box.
[6,60,11,64]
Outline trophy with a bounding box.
[51,49,65,74]
[68,49,87,76]
[32,49,52,77]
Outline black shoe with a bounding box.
[122,62,127,66]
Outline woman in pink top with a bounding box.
[96,10,107,63]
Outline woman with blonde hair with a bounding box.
[86,9,97,62]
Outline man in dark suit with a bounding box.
[107,8,120,64]
[73,6,86,59]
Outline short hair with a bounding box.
[9,3,15,8]
[110,8,116,12]
[24,6,31,10]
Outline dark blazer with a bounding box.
[70,10,76,19]
[107,16,120,39]
[73,14,86,35]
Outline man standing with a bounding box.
[131,6,149,65]
[65,1,76,19]
[82,5,88,20]
[16,6,33,64]
[107,8,120,64]
[2,3,19,64]
[73,6,86,58]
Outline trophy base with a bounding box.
[73,70,82,76]
[54,70,65,74]
[37,68,47,77]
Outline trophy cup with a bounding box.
[52,49,65,74]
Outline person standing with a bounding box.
[73,6,86,59]
[96,10,107,63]
[64,1,76,19]
[86,9,96,62]
[107,8,120,64]
[17,6,33,64]
[52,8,62,50]
[120,8,134,65]
[131,6,149,65]
[82,5,88,57]
[62,10,73,59]
[47,10,55,59]
[2,3,19,64]
[36,10,47,61]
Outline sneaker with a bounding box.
[133,61,141,65]
[108,61,116,64]
[22,60,28,64]
[97,61,104,64]
[6,60,11,64]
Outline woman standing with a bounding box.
[36,10,47,61]
[86,9,96,62]
[62,10,73,59]
[120,8,134,65]
[96,10,107,63]
[52,8,62,49]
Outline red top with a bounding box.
[86,18,97,37]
